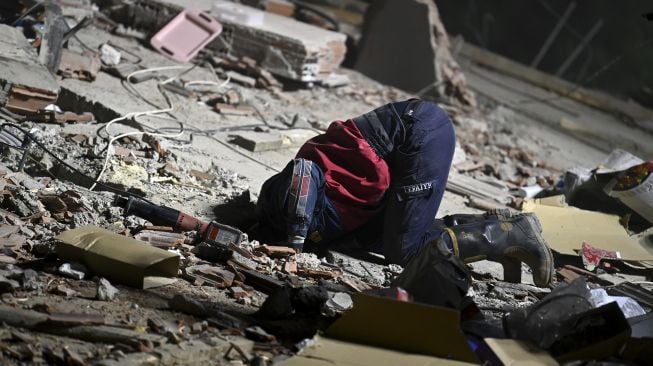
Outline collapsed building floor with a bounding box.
[1,0,653,365]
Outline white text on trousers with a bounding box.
[403,182,432,193]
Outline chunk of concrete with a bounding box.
[0,24,59,113]
[354,0,475,107]
[58,262,87,280]
[97,278,119,301]
[102,0,347,82]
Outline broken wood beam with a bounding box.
[229,129,318,152]
[446,172,513,207]
[458,41,653,133]
[0,305,166,345]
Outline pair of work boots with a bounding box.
[437,209,554,288]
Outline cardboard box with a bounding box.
[279,335,474,366]
[522,196,653,260]
[324,293,479,363]
[280,294,560,365]
[484,338,558,366]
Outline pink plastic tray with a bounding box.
[151,10,222,63]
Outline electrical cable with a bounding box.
[113,63,285,172]
[93,62,244,190]
[91,102,182,190]
[11,1,42,26]
[0,122,156,205]
[90,65,195,191]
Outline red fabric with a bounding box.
[296,120,390,231]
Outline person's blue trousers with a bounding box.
[257,100,456,265]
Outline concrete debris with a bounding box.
[324,292,353,313]
[183,264,235,288]
[31,110,95,125]
[215,103,256,116]
[0,0,650,364]
[52,284,78,297]
[58,49,102,82]
[0,24,59,114]
[58,262,87,280]
[0,275,20,293]
[103,0,346,83]
[254,245,296,258]
[96,278,119,301]
[16,269,41,292]
[355,0,476,108]
[100,44,122,66]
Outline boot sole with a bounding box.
[525,215,554,287]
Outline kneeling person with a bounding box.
[256,99,553,287]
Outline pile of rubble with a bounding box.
[0,0,652,365]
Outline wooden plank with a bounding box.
[458,42,653,133]
[446,172,513,206]
[229,129,317,152]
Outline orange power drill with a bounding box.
[121,196,243,247]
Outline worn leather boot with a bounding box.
[444,213,554,288]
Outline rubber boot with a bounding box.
[443,208,530,226]
[444,213,554,288]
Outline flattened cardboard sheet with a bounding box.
[325,293,479,363]
[484,338,558,366]
[56,226,179,289]
[523,197,653,260]
[279,336,474,366]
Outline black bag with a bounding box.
[392,237,472,309]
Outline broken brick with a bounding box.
[58,49,101,81]
[229,286,249,300]
[283,261,297,274]
[297,268,341,280]
[51,285,77,297]
[255,245,296,258]
[215,103,256,116]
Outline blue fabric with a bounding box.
[257,158,345,246]
[380,100,456,265]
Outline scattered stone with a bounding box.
[245,326,276,342]
[100,43,121,66]
[2,197,33,217]
[325,292,353,313]
[283,261,297,274]
[16,269,41,292]
[0,276,20,293]
[0,255,16,265]
[52,285,77,297]
[191,322,204,334]
[255,245,296,258]
[229,286,249,300]
[96,278,119,301]
[295,253,321,269]
[165,329,184,344]
[58,262,87,280]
